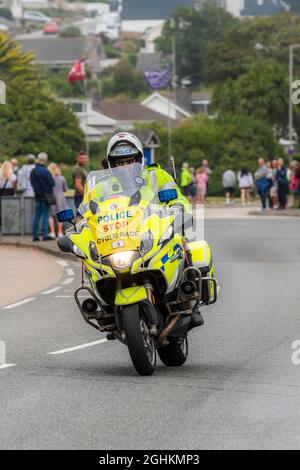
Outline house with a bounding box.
[241,0,285,16]
[98,99,179,130]
[141,92,192,121]
[62,98,117,141]
[121,0,194,33]
[190,91,212,115]
[18,36,102,74]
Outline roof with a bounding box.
[241,0,285,16]
[122,0,194,20]
[99,99,177,122]
[18,37,87,64]
[142,92,192,118]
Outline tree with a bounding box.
[0,32,84,161]
[213,60,292,137]
[155,3,238,86]
[102,59,148,98]
[204,13,300,83]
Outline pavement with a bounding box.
[0,209,300,449]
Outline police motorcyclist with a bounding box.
[85,132,203,328]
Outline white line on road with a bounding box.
[0,364,16,370]
[67,268,75,276]
[55,295,73,298]
[63,277,74,285]
[2,298,35,310]
[47,338,108,355]
[56,260,69,267]
[42,286,62,295]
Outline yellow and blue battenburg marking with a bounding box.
[160,244,183,271]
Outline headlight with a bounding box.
[109,251,136,270]
[158,225,173,245]
[73,244,87,259]
[140,230,154,254]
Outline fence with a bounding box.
[0,192,76,235]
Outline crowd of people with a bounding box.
[180,157,300,211]
[1,152,300,240]
[0,151,88,241]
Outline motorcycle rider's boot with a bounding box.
[190,310,204,329]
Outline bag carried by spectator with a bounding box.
[0,180,15,196]
[44,192,56,206]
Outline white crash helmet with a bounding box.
[107,132,144,169]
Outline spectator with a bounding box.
[187,166,197,204]
[222,167,236,205]
[48,163,68,239]
[30,152,55,242]
[255,159,269,211]
[237,167,253,206]
[270,159,279,209]
[196,166,208,204]
[289,161,300,208]
[72,151,88,212]
[10,158,19,178]
[0,160,17,196]
[202,159,212,195]
[18,154,36,197]
[266,161,274,209]
[276,158,289,210]
[180,163,191,197]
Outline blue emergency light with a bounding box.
[158,189,178,204]
[56,208,75,223]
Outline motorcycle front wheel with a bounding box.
[122,304,156,376]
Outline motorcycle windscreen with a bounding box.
[88,196,144,257]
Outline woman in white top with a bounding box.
[0,160,17,195]
[238,167,254,206]
[18,154,36,197]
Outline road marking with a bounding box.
[47,338,108,355]
[2,298,35,310]
[55,295,88,298]
[67,268,75,276]
[0,364,16,370]
[63,277,74,285]
[56,260,69,267]
[42,286,62,295]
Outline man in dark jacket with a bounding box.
[276,158,288,210]
[30,152,55,241]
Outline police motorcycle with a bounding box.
[57,163,217,376]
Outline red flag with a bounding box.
[68,58,86,82]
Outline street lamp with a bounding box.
[289,44,300,158]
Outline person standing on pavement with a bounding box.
[72,151,89,212]
[18,154,36,197]
[237,167,253,206]
[30,152,55,241]
[255,159,269,211]
[47,163,68,239]
[276,158,289,210]
[180,162,192,197]
[222,167,236,205]
[0,160,17,195]
[196,166,208,204]
[202,159,212,195]
[270,159,279,209]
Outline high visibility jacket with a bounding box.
[181,168,192,188]
[84,164,190,212]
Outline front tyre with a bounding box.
[122,304,156,376]
[158,336,188,367]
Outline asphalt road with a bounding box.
[1,217,300,450]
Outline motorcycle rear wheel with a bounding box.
[158,336,188,367]
[122,304,156,376]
